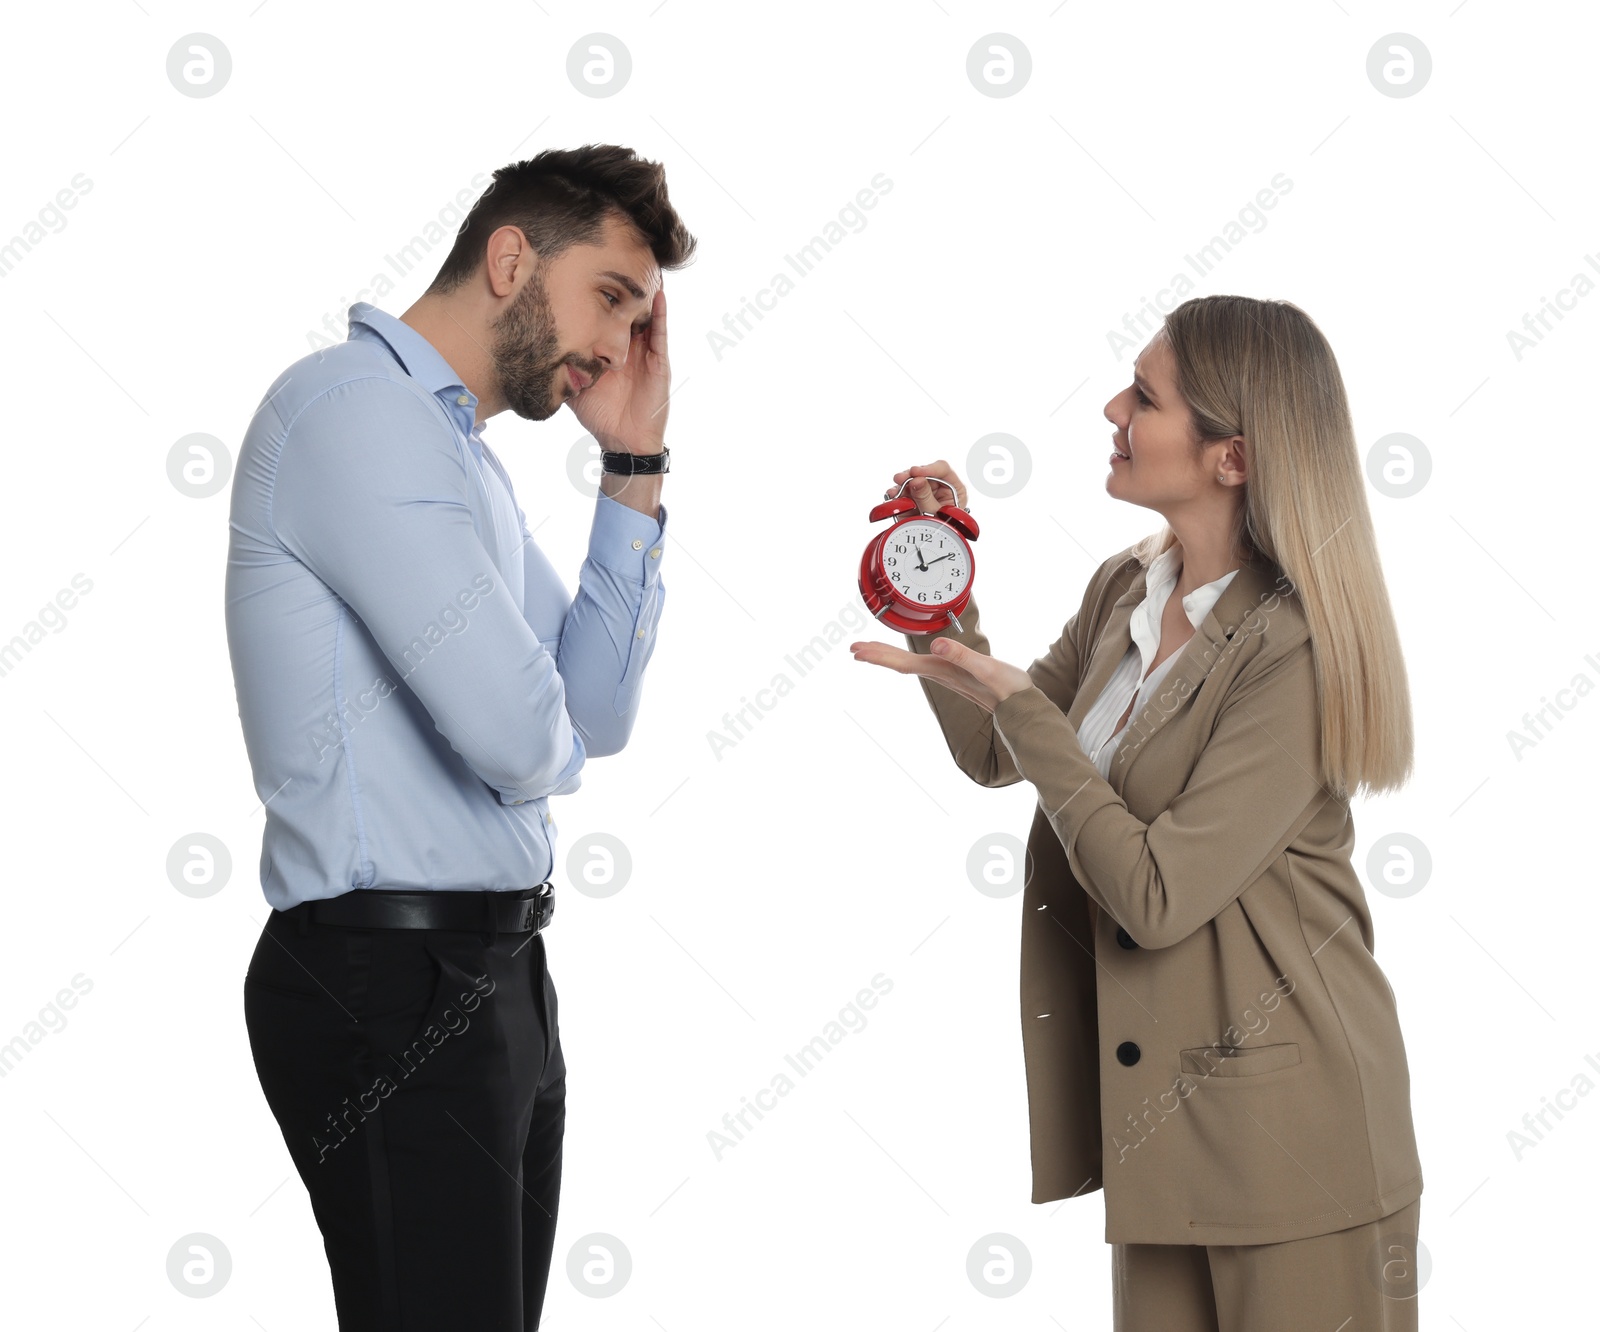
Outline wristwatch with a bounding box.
[600,447,670,476]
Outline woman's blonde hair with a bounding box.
[1131,295,1413,799]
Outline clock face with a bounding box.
[881,519,972,607]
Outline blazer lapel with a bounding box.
[1071,556,1283,793]
[1065,578,1142,732]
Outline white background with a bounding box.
[1,1,1596,1327]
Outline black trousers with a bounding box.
[243,900,566,1330]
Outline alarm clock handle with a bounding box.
[888,475,965,513]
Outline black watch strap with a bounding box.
[600,447,670,476]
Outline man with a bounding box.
[226,145,696,1330]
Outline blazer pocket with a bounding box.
[1180,1041,1301,1078]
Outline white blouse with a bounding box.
[1075,543,1240,779]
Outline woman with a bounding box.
[851,295,1423,1330]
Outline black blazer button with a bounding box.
[1116,1041,1141,1066]
[1115,926,1138,950]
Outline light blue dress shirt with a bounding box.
[226,302,667,910]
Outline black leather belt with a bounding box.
[295,882,554,934]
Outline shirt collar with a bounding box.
[346,302,484,445]
[1130,541,1241,661]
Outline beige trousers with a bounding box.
[1112,1198,1422,1332]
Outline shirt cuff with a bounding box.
[587,492,667,586]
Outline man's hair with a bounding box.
[426,144,697,294]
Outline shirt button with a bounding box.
[635,628,645,639]
[511,798,525,805]
[1115,927,1139,950]
[455,393,470,406]
[1116,1041,1141,1066]
[631,538,644,550]
[544,812,552,825]
[649,547,661,558]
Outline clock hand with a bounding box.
[914,545,928,572]
[925,552,955,565]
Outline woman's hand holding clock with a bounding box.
[853,460,1034,715]
[885,460,968,514]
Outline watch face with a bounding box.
[881,518,971,607]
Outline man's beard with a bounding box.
[489,265,570,422]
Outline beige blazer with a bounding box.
[905,544,1423,1246]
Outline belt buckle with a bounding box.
[523,881,554,932]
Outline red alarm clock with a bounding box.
[859,478,980,634]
